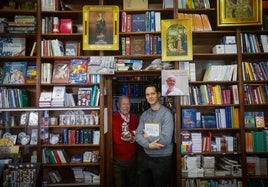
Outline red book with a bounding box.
[126,14,132,32]
[52,150,62,164]
[121,11,127,32]
[60,19,72,33]
[125,37,131,55]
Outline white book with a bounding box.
[52,86,66,101]
[57,150,67,163]
[93,130,100,144]
[155,12,161,32]
[144,123,160,137]
[260,35,268,52]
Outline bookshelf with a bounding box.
[1,0,268,186]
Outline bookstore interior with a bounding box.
[0,0,268,186]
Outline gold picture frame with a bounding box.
[83,5,119,50]
[217,0,262,27]
[161,19,192,62]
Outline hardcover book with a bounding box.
[52,60,69,84]
[130,35,145,55]
[131,14,146,32]
[68,58,88,84]
[65,41,78,56]
[60,18,72,33]
[2,61,27,84]
[181,108,197,129]
[123,0,148,10]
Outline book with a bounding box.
[39,92,52,107]
[244,112,255,128]
[77,87,92,106]
[52,60,69,84]
[254,111,265,128]
[0,37,26,56]
[181,108,197,128]
[60,18,72,33]
[26,62,36,84]
[51,39,64,56]
[123,0,148,10]
[131,14,146,32]
[2,61,27,84]
[68,58,88,84]
[30,41,37,56]
[201,113,217,128]
[130,35,145,55]
[144,123,160,137]
[65,41,78,56]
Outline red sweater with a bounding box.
[113,112,139,160]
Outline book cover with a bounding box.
[52,60,69,84]
[68,58,88,84]
[131,14,146,32]
[130,35,145,55]
[181,108,197,128]
[77,87,92,106]
[26,62,37,84]
[123,0,148,10]
[0,37,26,56]
[52,86,66,101]
[51,39,64,56]
[254,111,265,128]
[201,113,217,128]
[60,18,72,33]
[65,41,78,56]
[2,61,27,84]
[244,112,255,128]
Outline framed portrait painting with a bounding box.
[83,5,119,50]
[161,19,192,62]
[217,0,262,27]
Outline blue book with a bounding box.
[150,11,155,32]
[201,113,217,128]
[131,14,146,32]
[181,108,197,128]
[90,85,98,106]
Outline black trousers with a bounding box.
[137,154,172,187]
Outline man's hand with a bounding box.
[142,130,148,138]
[148,138,165,150]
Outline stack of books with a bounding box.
[51,86,66,107]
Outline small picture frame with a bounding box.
[161,19,193,61]
[83,5,119,50]
[217,0,262,27]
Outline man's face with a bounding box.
[145,86,159,105]
[166,77,176,87]
[118,98,130,115]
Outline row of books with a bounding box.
[245,130,268,152]
[244,111,266,128]
[247,156,268,176]
[181,106,239,129]
[59,114,99,126]
[5,16,36,34]
[0,87,29,108]
[178,0,210,9]
[181,179,242,187]
[41,0,65,11]
[42,17,72,34]
[181,131,238,153]
[1,61,37,84]
[181,84,239,105]
[243,84,268,105]
[203,64,238,81]
[41,59,102,84]
[241,33,268,53]
[62,129,100,145]
[42,148,69,164]
[122,34,161,56]
[39,85,100,107]
[178,13,212,31]
[121,11,161,33]
[242,61,268,81]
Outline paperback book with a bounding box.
[52,60,69,84]
[68,58,88,84]
[2,61,27,84]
